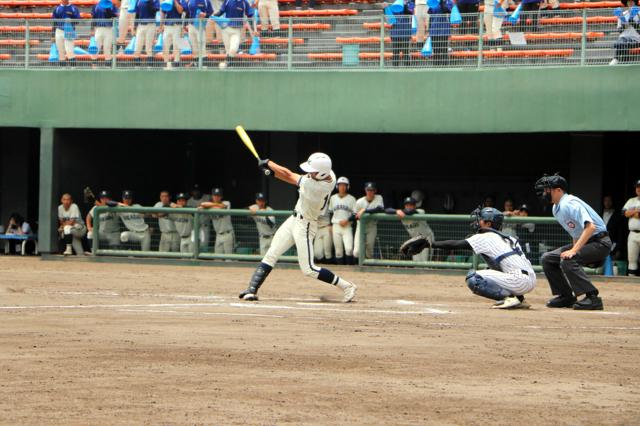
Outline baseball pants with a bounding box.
[94,26,114,59]
[483,0,509,39]
[61,224,86,255]
[159,231,180,252]
[162,24,182,63]
[120,229,151,251]
[541,236,612,297]
[475,269,536,295]
[188,24,206,57]
[117,0,134,43]
[332,223,353,260]
[259,0,281,31]
[414,3,430,43]
[215,231,235,254]
[222,26,242,57]
[314,225,333,260]
[259,235,273,255]
[92,231,120,248]
[200,224,211,251]
[628,231,640,272]
[353,222,377,259]
[55,28,75,60]
[180,236,193,253]
[134,23,156,56]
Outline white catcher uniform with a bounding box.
[314,205,333,261]
[210,201,235,254]
[118,205,151,251]
[89,205,120,247]
[329,192,356,260]
[154,201,179,252]
[250,204,276,255]
[353,195,384,259]
[622,194,640,273]
[401,208,435,262]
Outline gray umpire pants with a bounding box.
[541,235,612,297]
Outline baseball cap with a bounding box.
[211,188,223,196]
[635,179,640,187]
[364,182,376,191]
[122,190,134,199]
[256,192,266,200]
[519,204,529,211]
[98,190,111,199]
[403,197,417,205]
[176,192,188,200]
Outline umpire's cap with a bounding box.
[211,188,223,196]
[122,190,134,200]
[176,192,188,200]
[98,190,111,199]
[364,182,377,191]
[256,192,266,200]
[403,197,417,205]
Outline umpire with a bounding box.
[535,174,611,310]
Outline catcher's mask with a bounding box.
[471,207,504,232]
[534,173,568,204]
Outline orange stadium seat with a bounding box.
[540,16,617,24]
[477,2,621,11]
[363,22,392,30]
[308,52,393,60]
[0,53,10,59]
[257,23,330,31]
[0,12,92,18]
[0,38,39,45]
[279,9,358,17]
[336,36,391,44]
[37,52,278,60]
[449,32,605,42]
[443,49,574,58]
[0,0,97,6]
[0,25,52,31]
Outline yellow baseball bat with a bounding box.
[235,125,271,175]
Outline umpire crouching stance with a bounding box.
[535,174,611,310]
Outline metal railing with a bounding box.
[92,206,593,273]
[0,9,635,70]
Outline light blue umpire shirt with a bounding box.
[552,193,607,240]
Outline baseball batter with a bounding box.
[249,192,276,255]
[353,182,384,260]
[391,196,435,262]
[328,176,357,265]
[154,190,179,252]
[401,207,535,309]
[622,179,640,276]
[187,185,212,250]
[200,188,235,254]
[87,190,121,248]
[313,203,334,264]
[238,153,357,303]
[118,190,151,251]
[170,193,194,253]
[58,193,86,256]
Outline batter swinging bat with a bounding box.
[235,125,271,176]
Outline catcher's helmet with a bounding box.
[534,173,568,203]
[471,207,504,232]
[98,190,111,199]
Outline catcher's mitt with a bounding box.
[400,235,430,257]
[83,186,96,204]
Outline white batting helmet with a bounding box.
[337,176,350,187]
[300,153,332,179]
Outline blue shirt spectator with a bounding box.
[390,0,415,39]
[162,0,185,22]
[92,3,118,27]
[185,0,213,19]
[428,0,452,37]
[214,0,254,28]
[52,1,81,31]
[136,0,160,22]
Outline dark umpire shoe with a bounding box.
[573,294,604,311]
[546,294,577,308]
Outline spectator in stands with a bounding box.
[58,193,86,256]
[540,0,560,18]
[91,0,118,67]
[159,0,185,69]
[502,198,517,236]
[428,0,452,66]
[86,190,121,250]
[514,0,542,33]
[414,0,430,44]
[457,0,480,35]
[186,0,214,67]
[387,0,415,67]
[483,0,512,45]
[52,0,81,67]
[117,0,136,48]
[295,0,314,11]
[4,213,33,255]
[609,0,640,65]
[133,0,159,66]
[256,0,281,36]
[214,0,255,68]
[601,195,623,260]
[483,195,495,208]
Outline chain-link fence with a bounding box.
[0,5,636,70]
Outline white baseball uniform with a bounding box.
[313,206,333,260]
[353,194,384,259]
[58,203,86,255]
[210,200,235,254]
[170,210,194,253]
[154,201,179,252]
[188,196,211,248]
[118,204,151,251]
[623,196,640,271]
[401,208,435,262]
[88,205,120,247]
[329,193,356,260]
[250,204,276,255]
[262,171,337,279]
[466,231,536,295]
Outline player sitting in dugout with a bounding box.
[400,207,536,310]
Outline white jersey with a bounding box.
[58,203,84,226]
[623,196,640,231]
[250,205,276,237]
[187,196,208,208]
[118,204,149,232]
[317,203,331,228]
[466,231,533,274]
[153,202,177,233]
[294,171,336,222]
[401,209,434,239]
[170,211,193,238]
[355,195,384,227]
[210,200,234,233]
[89,205,120,233]
[329,193,356,225]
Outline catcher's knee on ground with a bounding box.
[466,271,512,301]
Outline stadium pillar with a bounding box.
[37,128,60,254]
[569,133,603,208]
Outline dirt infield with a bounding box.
[1,258,639,425]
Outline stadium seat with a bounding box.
[0,0,97,6]
[540,16,617,25]
[0,38,39,45]
[449,32,606,42]
[308,52,393,60]
[442,49,575,58]
[279,9,358,17]
[0,53,10,59]
[0,12,93,18]
[257,23,331,31]
[0,25,52,32]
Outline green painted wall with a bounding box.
[0,66,638,133]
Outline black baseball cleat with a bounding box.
[239,288,258,301]
[573,294,604,311]
[546,294,577,308]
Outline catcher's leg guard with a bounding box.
[466,271,512,301]
[240,262,272,300]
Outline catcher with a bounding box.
[400,207,536,309]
